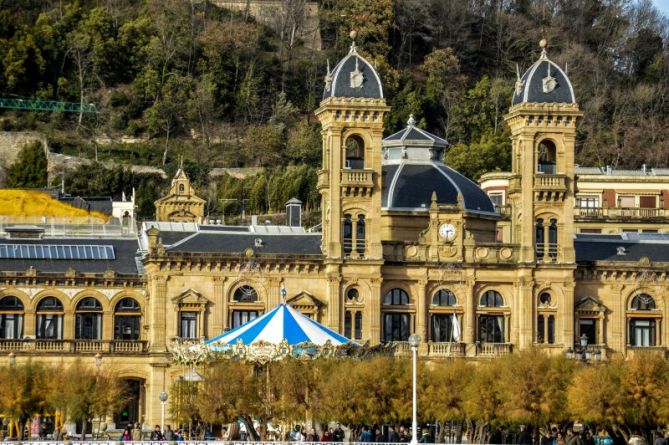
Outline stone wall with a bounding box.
[211,0,321,50]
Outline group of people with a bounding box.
[288,423,346,442]
[120,423,185,442]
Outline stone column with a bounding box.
[416,280,427,341]
[211,277,225,335]
[369,277,382,344]
[464,278,476,356]
[518,276,534,348]
[326,266,341,332]
[149,276,168,352]
[562,283,576,349]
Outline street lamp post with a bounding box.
[94,353,102,438]
[408,334,421,445]
[159,391,168,435]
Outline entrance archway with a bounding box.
[114,379,144,428]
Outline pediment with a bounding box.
[172,288,209,306]
[287,291,324,309]
[575,296,606,313]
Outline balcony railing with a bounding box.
[535,174,566,190]
[575,206,669,219]
[427,342,466,357]
[477,342,513,357]
[0,339,148,353]
[340,169,374,188]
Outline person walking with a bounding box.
[388,426,400,443]
[518,425,532,445]
[359,426,373,442]
[164,425,175,441]
[120,424,132,442]
[150,425,164,441]
[566,429,581,445]
[333,424,345,442]
[132,423,142,441]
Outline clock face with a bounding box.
[439,223,456,241]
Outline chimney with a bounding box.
[285,198,302,227]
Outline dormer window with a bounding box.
[178,183,185,193]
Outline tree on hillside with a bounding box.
[5,141,48,188]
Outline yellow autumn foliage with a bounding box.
[0,190,109,222]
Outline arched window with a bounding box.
[36,297,63,340]
[537,292,555,344]
[76,297,103,340]
[432,289,456,306]
[114,298,141,340]
[343,214,353,255]
[631,294,656,310]
[478,291,505,344]
[479,291,504,307]
[628,294,658,347]
[233,286,258,303]
[345,135,365,169]
[383,288,411,342]
[178,183,185,193]
[346,288,359,301]
[537,140,556,174]
[384,288,410,305]
[356,214,366,255]
[0,296,23,339]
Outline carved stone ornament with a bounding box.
[542,75,557,93]
[515,78,525,96]
[350,57,365,89]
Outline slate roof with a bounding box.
[166,231,323,256]
[575,233,669,263]
[323,44,383,100]
[0,237,142,274]
[512,50,575,105]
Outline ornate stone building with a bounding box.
[154,165,205,223]
[1,39,668,429]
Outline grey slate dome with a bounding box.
[512,41,575,105]
[381,116,495,214]
[323,42,383,100]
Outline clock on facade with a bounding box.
[439,223,457,241]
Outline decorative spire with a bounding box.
[349,30,358,54]
[280,280,287,304]
[407,114,416,127]
[539,37,548,60]
[324,58,333,92]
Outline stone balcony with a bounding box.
[476,342,513,357]
[340,169,374,197]
[0,339,148,354]
[535,174,567,201]
[575,206,669,221]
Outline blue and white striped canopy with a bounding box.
[206,303,353,347]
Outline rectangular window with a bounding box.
[179,312,198,339]
[579,319,596,345]
[618,195,636,208]
[383,313,410,342]
[0,314,22,339]
[76,313,102,340]
[576,197,600,208]
[114,316,140,340]
[630,319,656,346]
[36,314,62,339]
[579,228,601,234]
[488,193,504,208]
[344,311,352,339]
[537,315,545,343]
[547,315,555,344]
[354,312,362,340]
[478,315,505,343]
[431,314,455,342]
[639,196,657,208]
[231,310,258,329]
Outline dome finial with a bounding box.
[349,30,358,54]
[407,114,416,127]
[539,37,548,59]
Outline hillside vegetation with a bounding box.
[0,0,667,219]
